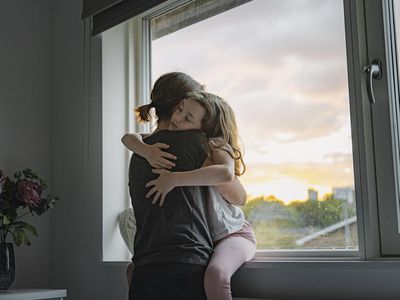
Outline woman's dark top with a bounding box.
[128,129,213,268]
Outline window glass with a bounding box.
[150,0,358,251]
[395,0,400,80]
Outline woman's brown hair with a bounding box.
[135,72,204,123]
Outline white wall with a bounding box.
[102,23,132,262]
[0,0,51,288]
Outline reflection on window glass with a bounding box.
[150,0,358,251]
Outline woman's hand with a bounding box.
[144,143,177,169]
[145,169,177,206]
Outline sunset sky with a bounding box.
[151,0,354,203]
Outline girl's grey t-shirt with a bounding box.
[129,129,213,268]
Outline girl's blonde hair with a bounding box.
[187,92,246,176]
[183,91,219,137]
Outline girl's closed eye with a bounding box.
[169,98,206,131]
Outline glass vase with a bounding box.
[0,243,15,291]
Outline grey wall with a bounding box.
[0,0,128,298]
[49,0,128,299]
[0,0,51,288]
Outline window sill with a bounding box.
[233,259,400,299]
[100,260,131,267]
[244,258,400,269]
[101,257,400,268]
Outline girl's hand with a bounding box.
[144,143,177,169]
[145,169,176,206]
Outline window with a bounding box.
[396,0,400,74]
[144,0,359,255]
[105,0,400,263]
[100,0,400,297]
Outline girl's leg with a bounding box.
[204,228,256,300]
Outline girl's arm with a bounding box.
[203,150,247,206]
[121,133,177,169]
[146,148,247,206]
[215,176,247,206]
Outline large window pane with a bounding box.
[396,0,400,70]
[150,0,358,251]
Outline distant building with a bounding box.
[308,188,318,201]
[333,187,355,204]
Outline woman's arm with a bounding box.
[121,133,177,169]
[146,149,244,206]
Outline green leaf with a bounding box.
[39,179,48,188]
[22,223,38,236]
[3,215,10,225]
[13,221,38,234]
[12,228,34,247]
[21,231,31,246]
[14,171,21,179]
[13,229,23,246]
[22,169,32,179]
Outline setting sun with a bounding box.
[242,176,332,204]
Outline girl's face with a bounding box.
[169,99,206,131]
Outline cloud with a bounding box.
[150,0,357,201]
[234,94,349,143]
[152,0,351,143]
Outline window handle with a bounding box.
[362,59,382,105]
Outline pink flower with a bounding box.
[18,179,42,207]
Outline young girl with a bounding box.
[123,88,256,300]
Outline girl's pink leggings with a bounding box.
[204,221,256,300]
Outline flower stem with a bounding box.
[15,211,31,221]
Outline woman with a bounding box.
[122,73,256,300]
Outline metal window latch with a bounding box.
[362,59,382,105]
